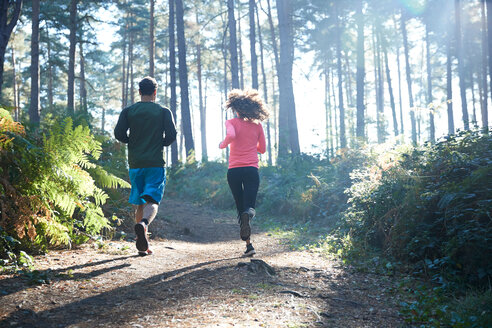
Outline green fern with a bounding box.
[2,116,130,253]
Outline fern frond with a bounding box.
[37,217,71,247]
[88,166,131,189]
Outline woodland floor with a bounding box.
[0,199,407,328]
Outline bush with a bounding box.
[343,130,492,287]
[0,111,129,259]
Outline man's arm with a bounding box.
[162,107,177,146]
[114,107,130,143]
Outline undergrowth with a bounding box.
[0,108,129,271]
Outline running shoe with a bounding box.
[135,222,149,252]
[138,248,153,257]
[239,212,251,241]
[243,243,256,257]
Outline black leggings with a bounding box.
[227,166,260,215]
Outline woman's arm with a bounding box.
[219,120,236,148]
[257,123,266,154]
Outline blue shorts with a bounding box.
[128,167,166,205]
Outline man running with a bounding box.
[114,76,177,256]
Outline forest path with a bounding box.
[0,199,404,327]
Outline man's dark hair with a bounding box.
[139,76,158,95]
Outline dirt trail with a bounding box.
[0,199,404,327]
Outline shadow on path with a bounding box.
[0,255,136,298]
[1,256,243,327]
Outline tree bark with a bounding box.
[228,0,240,89]
[401,14,417,144]
[394,17,404,135]
[149,0,155,77]
[276,0,300,155]
[481,0,488,130]
[375,23,384,144]
[79,41,87,113]
[67,0,77,115]
[46,28,54,112]
[168,0,178,164]
[195,10,207,162]
[256,4,272,165]
[470,69,477,125]
[331,69,339,150]
[355,1,365,140]
[265,0,280,74]
[237,1,244,89]
[335,3,346,148]
[328,68,334,156]
[176,0,195,155]
[381,28,398,137]
[249,0,258,90]
[425,25,435,143]
[486,0,492,129]
[121,20,127,109]
[129,12,134,105]
[0,0,22,97]
[29,0,40,123]
[11,46,17,121]
[455,0,469,130]
[447,25,455,135]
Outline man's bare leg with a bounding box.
[135,201,158,255]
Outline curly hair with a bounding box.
[225,89,269,121]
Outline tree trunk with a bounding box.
[328,68,334,156]
[0,0,22,97]
[67,0,77,115]
[29,0,40,123]
[470,70,477,125]
[375,23,384,144]
[46,28,54,112]
[149,0,155,77]
[271,58,278,156]
[324,66,329,154]
[176,0,195,155]
[447,26,455,135]
[228,0,240,89]
[129,12,134,105]
[121,23,127,109]
[481,0,488,130]
[331,69,339,150]
[195,10,207,162]
[355,1,365,140]
[486,0,492,128]
[425,25,435,143]
[237,1,244,89]
[168,0,178,165]
[256,5,272,165]
[265,0,280,74]
[455,0,469,130]
[79,42,87,113]
[401,14,417,144]
[335,3,346,148]
[381,28,398,137]
[394,17,404,135]
[11,46,17,121]
[276,0,300,155]
[249,0,258,89]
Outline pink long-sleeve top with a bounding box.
[219,118,266,169]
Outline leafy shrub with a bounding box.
[0,112,129,258]
[343,130,492,286]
